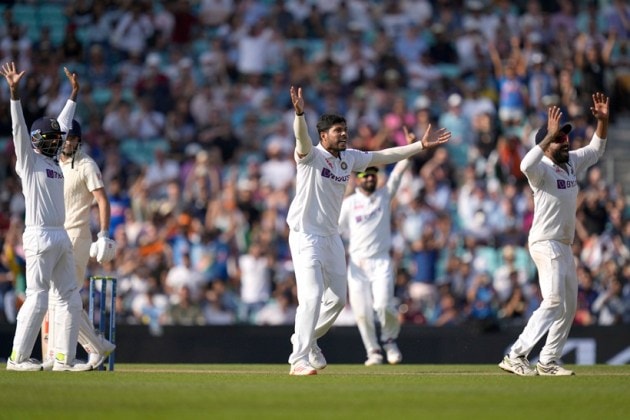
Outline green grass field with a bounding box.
[1,364,629,420]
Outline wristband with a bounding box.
[97,231,108,239]
[296,111,304,116]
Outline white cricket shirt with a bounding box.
[339,160,408,259]
[286,143,372,236]
[11,100,75,229]
[520,134,606,246]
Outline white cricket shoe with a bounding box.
[383,340,402,364]
[536,361,575,376]
[364,350,383,366]
[52,359,92,372]
[498,355,537,376]
[289,360,317,376]
[309,343,327,370]
[88,338,116,369]
[6,358,42,372]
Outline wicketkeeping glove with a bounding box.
[89,232,117,263]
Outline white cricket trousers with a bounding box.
[509,240,577,364]
[288,231,347,365]
[11,227,82,364]
[348,254,400,356]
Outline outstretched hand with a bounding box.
[290,86,304,114]
[64,67,79,94]
[0,62,25,91]
[546,106,562,135]
[416,124,451,150]
[590,92,609,121]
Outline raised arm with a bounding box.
[291,86,312,158]
[590,92,609,140]
[386,126,415,196]
[57,67,79,133]
[66,67,79,102]
[2,62,32,172]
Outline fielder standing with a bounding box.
[499,92,609,376]
[2,61,90,371]
[286,86,450,375]
[339,127,418,366]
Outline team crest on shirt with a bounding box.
[341,161,347,170]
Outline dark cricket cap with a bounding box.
[357,167,379,178]
[535,122,572,145]
[30,117,65,136]
[68,119,82,138]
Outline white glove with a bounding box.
[90,233,117,263]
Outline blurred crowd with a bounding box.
[1,0,630,333]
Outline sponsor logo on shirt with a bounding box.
[321,167,349,183]
[557,179,577,189]
[46,169,64,179]
[354,207,382,224]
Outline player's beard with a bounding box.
[323,132,347,154]
[360,180,376,194]
[552,147,569,164]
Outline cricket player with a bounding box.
[339,127,419,366]
[45,118,116,370]
[287,86,450,375]
[3,61,90,371]
[499,93,609,376]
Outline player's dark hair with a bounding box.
[316,114,346,133]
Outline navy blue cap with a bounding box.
[68,119,81,138]
[30,117,65,136]
[535,123,572,145]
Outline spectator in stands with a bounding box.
[488,39,529,129]
[130,95,166,141]
[592,276,628,326]
[110,1,154,59]
[165,285,206,326]
[574,264,599,326]
[254,289,297,326]
[102,99,135,142]
[236,240,274,323]
[135,53,173,114]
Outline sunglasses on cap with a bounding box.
[357,172,377,179]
